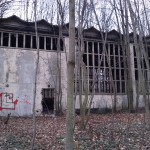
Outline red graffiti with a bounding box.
[0,93,31,111]
[14,99,18,105]
[25,100,30,105]
[0,93,18,110]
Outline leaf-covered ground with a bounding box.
[0,113,150,150]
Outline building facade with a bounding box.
[0,16,148,116]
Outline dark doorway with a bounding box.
[42,88,54,113]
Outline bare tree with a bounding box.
[0,0,13,18]
[75,0,95,130]
[31,0,40,149]
[56,0,68,114]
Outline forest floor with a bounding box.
[0,112,150,150]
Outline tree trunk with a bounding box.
[66,0,75,149]
[31,0,39,149]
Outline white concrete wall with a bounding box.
[75,95,128,111]
[75,94,145,111]
[0,47,67,116]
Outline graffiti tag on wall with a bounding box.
[0,93,18,110]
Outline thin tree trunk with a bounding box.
[31,0,39,149]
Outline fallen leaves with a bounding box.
[0,113,150,149]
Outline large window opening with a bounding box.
[41,88,54,113]
[76,41,127,94]
[25,35,31,48]
[3,32,9,46]
[46,37,51,50]
[10,33,16,47]
[32,36,37,49]
[52,38,57,50]
[39,36,44,49]
[18,34,24,48]
[0,32,64,52]
[60,38,64,51]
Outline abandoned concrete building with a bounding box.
[0,15,149,116]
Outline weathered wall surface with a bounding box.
[75,95,128,111]
[0,48,67,116]
[75,94,145,111]
[0,42,145,116]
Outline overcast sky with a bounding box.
[4,0,68,23]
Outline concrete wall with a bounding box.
[75,95,128,111]
[0,41,146,116]
[0,47,67,116]
[75,94,145,111]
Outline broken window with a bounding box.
[100,81,104,92]
[116,69,120,80]
[99,56,104,67]
[134,58,137,68]
[121,69,125,80]
[94,42,98,53]
[46,37,51,50]
[111,69,115,80]
[105,56,109,67]
[117,81,120,93]
[39,36,44,49]
[3,32,9,46]
[18,34,24,48]
[122,82,125,93]
[120,45,123,56]
[88,42,92,53]
[115,57,119,67]
[25,35,31,48]
[84,41,87,52]
[89,80,94,92]
[100,68,104,81]
[120,57,125,68]
[94,55,98,66]
[52,38,57,50]
[105,81,111,93]
[10,33,16,47]
[135,70,138,80]
[83,54,87,65]
[143,59,147,69]
[60,38,64,51]
[88,54,93,66]
[77,40,127,94]
[110,44,114,55]
[32,36,37,49]
[99,43,103,54]
[110,56,114,67]
[115,45,119,55]
[89,67,93,79]
[105,68,109,80]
